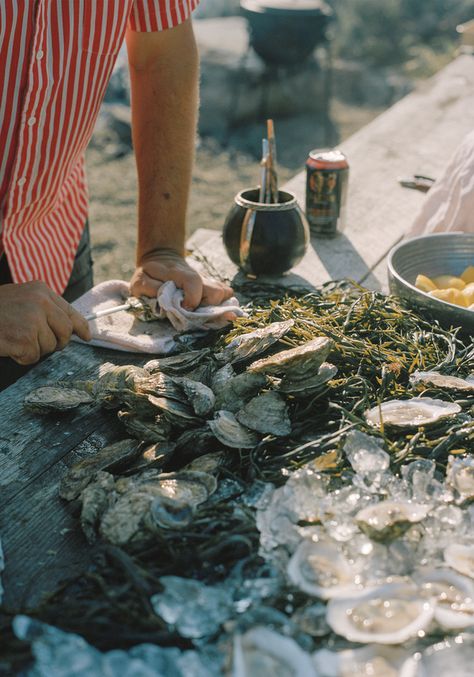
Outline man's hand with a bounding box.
[0,282,91,365]
[130,249,234,310]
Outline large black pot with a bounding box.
[240,0,332,66]
[223,188,309,276]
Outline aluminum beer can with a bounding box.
[305,149,349,237]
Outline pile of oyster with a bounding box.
[26,321,337,546]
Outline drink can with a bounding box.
[305,149,349,237]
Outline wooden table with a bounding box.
[1,53,474,611]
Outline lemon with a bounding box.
[432,275,465,290]
[462,282,474,306]
[461,266,474,284]
[415,274,437,293]
[429,288,467,306]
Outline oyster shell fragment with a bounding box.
[287,540,361,600]
[24,386,93,413]
[236,391,291,437]
[208,410,260,449]
[365,397,461,429]
[326,583,435,645]
[356,500,430,542]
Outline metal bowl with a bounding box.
[387,232,474,333]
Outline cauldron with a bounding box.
[223,188,309,276]
[240,0,332,67]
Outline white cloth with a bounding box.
[72,280,244,354]
[409,130,474,236]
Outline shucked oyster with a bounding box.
[208,410,260,449]
[446,454,474,505]
[444,543,474,579]
[410,370,474,393]
[356,500,430,542]
[236,391,291,437]
[416,568,474,630]
[287,540,361,600]
[248,336,334,380]
[365,397,461,429]
[216,319,295,365]
[232,627,316,677]
[326,582,435,645]
[24,385,93,413]
[313,646,411,677]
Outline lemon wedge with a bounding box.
[432,275,465,290]
[461,266,474,284]
[428,288,468,306]
[415,274,437,293]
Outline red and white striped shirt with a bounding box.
[0,0,197,294]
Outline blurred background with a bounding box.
[87,0,474,282]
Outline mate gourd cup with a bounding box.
[223,188,309,276]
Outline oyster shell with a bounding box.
[279,362,338,397]
[410,370,474,393]
[94,365,147,401]
[401,634,474,677]
[117,410,171,443]
[143,348,212,375]
[147,394,200,427]
[356,501,430,542]
[97,470,217,545]
[236,391,291,437]
[232,626,316,677]
[217,319,295,364]
[121,441,176,476]
[444,543,474,579]
[207,410,260,449]
[214,370,267,413]
[183,451,229,474]
[24,386,93,413]
[80,471,116,543]
[174,426,222,462]
[287,540,361,600]
[170,376,215,417]
[446,455,474,505]
[313,646,411,677]
[365,397,461,429]
[248,336,334,379]
[59,438,142,500]
[326,582,435,644]
[416,568,474,630]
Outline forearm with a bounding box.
[126,20,199,260]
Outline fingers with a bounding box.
[180,270,203,310]
[49,291,91,342]
[9,337,41,365]
[129,269,163,298]
[200,280,234,307]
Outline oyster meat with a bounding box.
[326,582,435,644]
[446,454,474,505]
[248,336,334,379]
[287,540,361,600]
[365,397,461,429]
[59,438,142,500]
[208,410,260,449]
[416,568,474,630]
[217,319,295,365]
[444,543,474,579]
[236,391,291,437]
[410,370,474,393]
[232,626,316,677]
[24,386,93,413]
[355,500,430,542]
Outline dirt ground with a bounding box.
[86,101,384,284]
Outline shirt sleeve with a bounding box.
[129,0,200,32]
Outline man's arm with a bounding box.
[126,19,233,310]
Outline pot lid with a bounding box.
[240,0,332,16]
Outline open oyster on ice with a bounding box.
[326,582,435,645]
[446,454,474,505]
[365,397,461,429]
[287,540,362,600]
[232,626,316,677]
[416,568,474,630]
[313,645,411,677]
[444,543,474,579]
[356,500,430,542]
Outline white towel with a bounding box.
[409,130,474,236]
[72,280,244,354]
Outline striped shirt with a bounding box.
[0,0,197,294]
